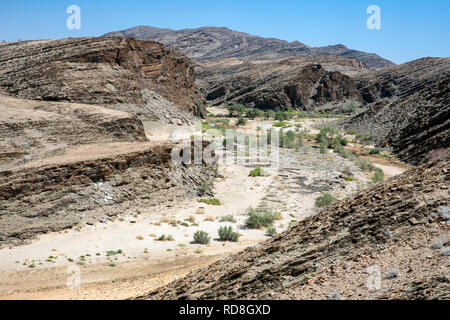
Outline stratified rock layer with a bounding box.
[104,26,395,69]
[0,37,204,119]
[196,56,368,110]
[340,58,450,164]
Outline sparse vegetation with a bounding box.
[193,231,211,245]
[198,198,222,206]
[185,216,196,224]
[199,181,213,195]
[315,193,337,208]
[196,208,206,215]
[372,168,385,183]
[236,116,247,126]
[273,121,292,128]
[265,227,277,237]
[245,207,282,229]
[106,250,122,256]
[246,108,265,119]
[156,234,174,242]
[369,148,380,154]
[219,215,237,223]
[218,226,239,242]
[249,167,269,177]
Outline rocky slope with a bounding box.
[196,55,368,110]
[0,139,216,247]
[353,57,450,104]
[0,37,218,246]
[0,37,205,123]
[340,58,450,164]
[139,152,449,300]
[104,26,395,69]
[0,93,146,171]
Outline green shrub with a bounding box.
[200,181,212,194]
[245,208,281,229]
[265,227,277,237]
[157,234,174,241]
[227,104,247,117]
[315,193,337,208]
[342,174,354,182]
[219,215,237,223]
[264,110,276,119]
[319,138,329,154]
[193,231,211,245]
[275,111,289,121]
[246,108,265,119]
[333,142,345,154]
[335,135,348,146]
[249,167,268,177]
[236,116,247,126]
[198,198,222,206]
[218,226,239,242]
[355,158,376,172]
[372,168,384,183]
[369,148,380,155]
[273,121,292,128]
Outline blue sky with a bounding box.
[0,0,449,64]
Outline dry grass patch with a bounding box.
[196,208,206,215]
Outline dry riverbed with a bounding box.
[0,116,408,300]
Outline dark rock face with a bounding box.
[341,78,450,165]
[104,26,396,69]
[353,58,450,103]
[340,58,450,164]
[196,56,367,110]
[0,37,203,118]
[138,153,450,300]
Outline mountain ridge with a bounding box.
[103,25,396,69]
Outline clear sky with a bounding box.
[1,0,449,64]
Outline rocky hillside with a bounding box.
[139,152,449,300]
[0,37,205,123]
[104,26,396,69]
[353,57,450,104]
[196,55,368,110]
[0,139,216,247]
[0,37,219,247]
[0,93,146,171]
[340,58,450,164]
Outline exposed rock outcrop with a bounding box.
[0,140,216,247]
[340,58,450,164]
[0,37,204,122]
[196,56,367,110]
[353,57,450,103]
[0,93,147,171]
[104,26,395,69]
[138,152,449,300]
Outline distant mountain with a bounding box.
[103,26,396,69]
